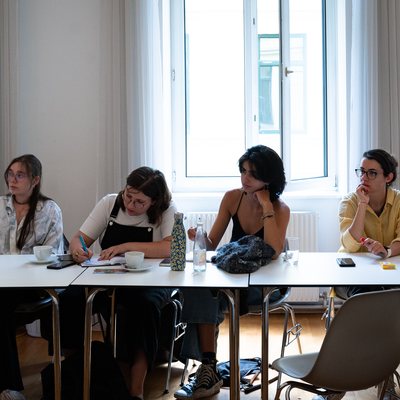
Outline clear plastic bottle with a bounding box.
[193,221,207,272]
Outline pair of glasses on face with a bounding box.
[123,190,148,208]
[6,171,28,182]
[354,168,382,180]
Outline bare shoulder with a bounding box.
[274,198,290,216]
[221,188,244,212]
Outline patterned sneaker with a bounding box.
[174,363,223,399]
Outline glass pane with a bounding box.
[257,0,281,155]
[185,0,245,177]
[288,0,325,180]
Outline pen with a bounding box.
[79,235,90,259]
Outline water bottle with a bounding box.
[170,212,186,271]
[193,221,207,272]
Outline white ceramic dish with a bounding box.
[124,264,153,272]
[32,255,58,264]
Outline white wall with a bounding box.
[8,0,342,251]
[15,0,105,239]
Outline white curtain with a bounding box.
[347,0,379,190]
[0,0,18,193]
[348,0,400,190]
[125,0,172,180]
[378,0,400,177]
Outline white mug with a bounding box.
[33,245,53,262]
[125,251,145,269]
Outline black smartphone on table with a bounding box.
[336,257,356,267]
[47,260,76,270]
[159,257,171,266]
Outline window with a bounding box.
[171,0,337,192]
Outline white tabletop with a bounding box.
[71,259,249,288]
[0,254,85,288]
[249,252,400,287]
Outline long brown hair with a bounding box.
[4,154,50,249]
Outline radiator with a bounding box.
[184,210,321,303]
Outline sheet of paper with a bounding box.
[81,256,126,267]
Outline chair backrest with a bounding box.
[305,289,400,391]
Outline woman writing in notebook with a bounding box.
[68,166,176,400]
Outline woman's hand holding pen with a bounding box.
[70,235,93,263]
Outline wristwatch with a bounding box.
[384,246,392,258]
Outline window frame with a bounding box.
[170,0,339,194]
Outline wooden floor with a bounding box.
[16,312,388,400]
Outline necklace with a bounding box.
[13,196,30,205]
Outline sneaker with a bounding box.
[174,363,223,399]
[0,390,26,400]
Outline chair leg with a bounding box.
[324,287,336,330]
[287,304,302,354]
[164,300,179,394]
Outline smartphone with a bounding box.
[47,260,76,270]
[336,257,356,267]
[159,257,171,266]
[57,253,73,261]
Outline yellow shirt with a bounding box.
[339,187,400,252]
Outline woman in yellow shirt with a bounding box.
[337,148,400,298]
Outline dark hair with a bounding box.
[363,149,398,185]
[4,154,50,249]
[238,145,286,201]
[117,166,171,225]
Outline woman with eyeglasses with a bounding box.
[0,154,63,399]
[336,148,400,300]
[67,166,176,400]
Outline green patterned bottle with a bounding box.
[170,212,186,271]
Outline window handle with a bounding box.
[285,67,294,77]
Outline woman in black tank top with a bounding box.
[177,146,290,399]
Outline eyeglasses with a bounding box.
[123,190,148,208]
[6,171,28,182]
[355,168,382,180]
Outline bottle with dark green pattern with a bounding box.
[170,212,186,271]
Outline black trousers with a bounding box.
[0,288,45,392]
[115,287,173,367]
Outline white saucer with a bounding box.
[32,255,57,264]
[124,264,153,272]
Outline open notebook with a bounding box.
[81,256,126,267]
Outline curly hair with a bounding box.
[238,145,286,201]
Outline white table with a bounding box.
[0,255,85,400]
[72,259,249,400]
[249,252,400,399]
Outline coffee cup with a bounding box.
[34,245,53,262]
[125,251,145,269]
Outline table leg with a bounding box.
[221,289,240,400]
[83,288,106,400]
[261,287,274,400]
[45,289,61,400]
